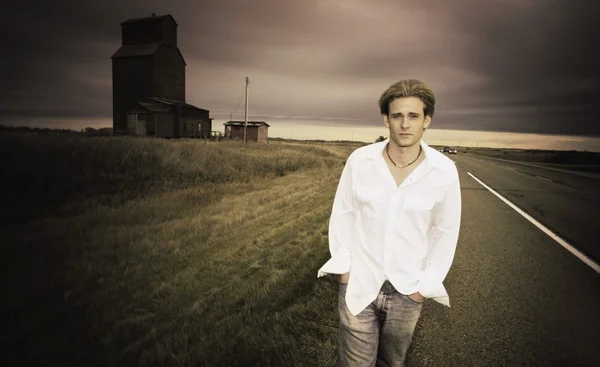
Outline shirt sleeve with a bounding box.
[317,155,355,278]
[417,170,462,299]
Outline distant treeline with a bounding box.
[0,124,112,136]
[269,136,370,145]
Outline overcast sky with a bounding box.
[3,0,599,136]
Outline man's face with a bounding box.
[383,97,431,148]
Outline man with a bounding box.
[317,79,462,366]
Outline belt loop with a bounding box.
[381,280,395,293]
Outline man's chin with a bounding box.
[392,139,418,148]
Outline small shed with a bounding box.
[124,97,212,138]
[223,121,270,143]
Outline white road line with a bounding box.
[536,175,552,181]
[467,172,600,274]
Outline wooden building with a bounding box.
[223,121,270,143]
[111,14,211,137]
[124,97,212,138]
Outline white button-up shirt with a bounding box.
[317,139,462,316]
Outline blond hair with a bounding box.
[378,79,436,117]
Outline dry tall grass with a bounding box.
[0,132,361,366]
[0,133,346,224]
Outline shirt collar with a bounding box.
[362,138,447,171]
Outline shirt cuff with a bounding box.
[417,270,449,299]
[317,247,352,278]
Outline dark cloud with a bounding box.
[1,0,599,136]
[430,0,600,135]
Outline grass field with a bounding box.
[0,132,362,367]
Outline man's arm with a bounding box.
[416,173,462,299]
[317,156,355,281]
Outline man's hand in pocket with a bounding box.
[409,292,425,303]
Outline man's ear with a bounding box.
[424,115,431,129]
[383,114,390,128]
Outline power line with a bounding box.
[231,85,246,118]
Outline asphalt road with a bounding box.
[405,153,600,367]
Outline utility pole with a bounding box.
[244,77,249,144]
[230,113,232,121]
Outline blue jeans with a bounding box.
[338,281,424,367]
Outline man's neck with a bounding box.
[387,140,422,166]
